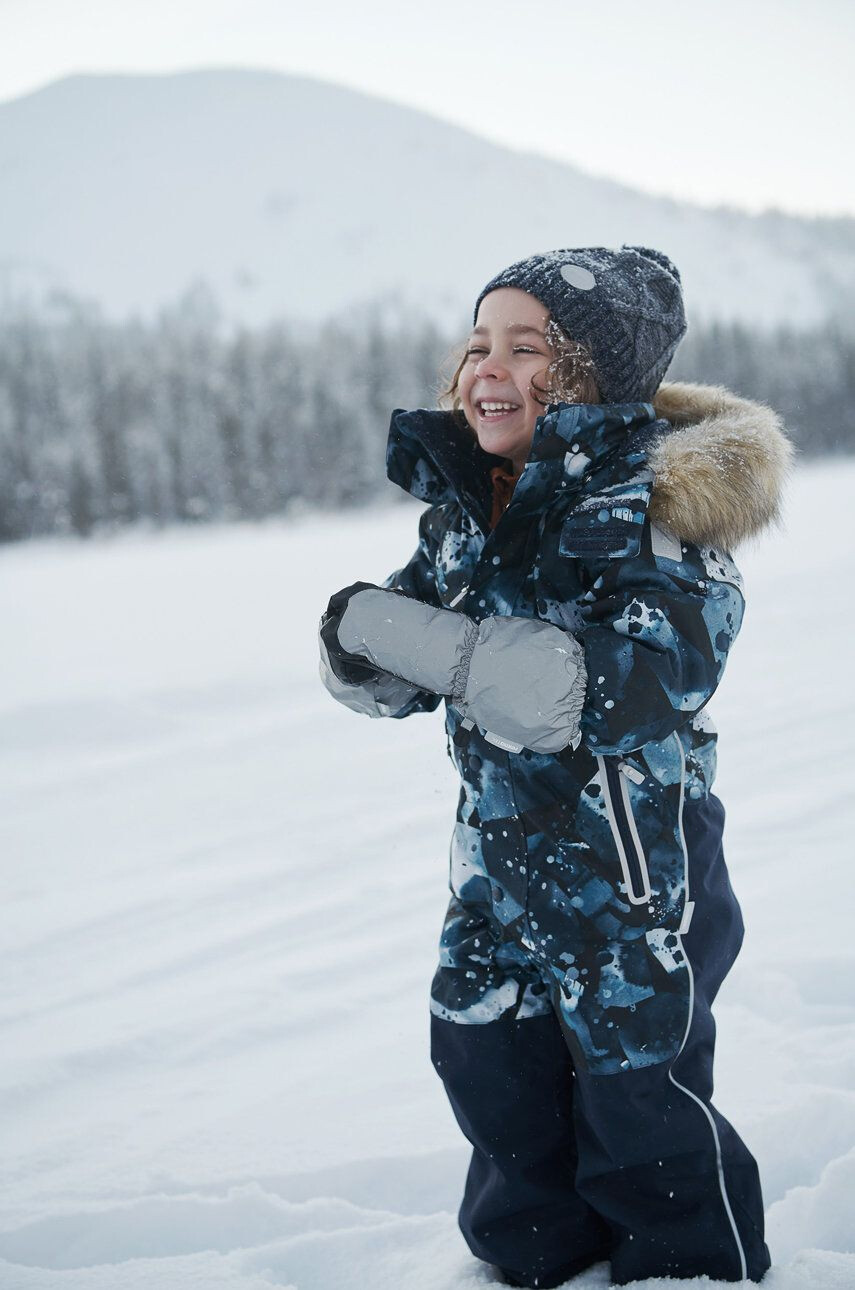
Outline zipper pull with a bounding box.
[619,760,646,785]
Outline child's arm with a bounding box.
[326,519,744,755]
[572,525,744,755]
[318,506,445,721]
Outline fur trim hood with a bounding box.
[648,381,796,551]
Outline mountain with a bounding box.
[1,68,853,332]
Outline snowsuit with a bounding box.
[319,381,792,1286]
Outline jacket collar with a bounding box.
[386,400,665,533]
[386,381,796,549]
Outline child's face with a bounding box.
[459,287,554,470]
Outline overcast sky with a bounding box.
[2,0,852,218]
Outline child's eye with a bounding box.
[465,346,538,356]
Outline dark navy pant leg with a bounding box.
[430,1006,611,1288]
[563,792,771,1284]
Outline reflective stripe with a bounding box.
[668,732,748,1282]
[596,754,652,905]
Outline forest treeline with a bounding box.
[0,286,853,542]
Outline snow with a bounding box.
[1,460,853,1289]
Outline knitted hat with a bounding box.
[472,245,687,405]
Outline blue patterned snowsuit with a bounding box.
[321,396,772,1286]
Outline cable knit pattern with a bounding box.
[472,245,686,405]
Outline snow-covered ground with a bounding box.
[1,461,853,1290]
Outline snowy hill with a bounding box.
[1,68,854,331]
[1,463,854,1288]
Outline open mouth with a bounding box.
[476,401,521,422]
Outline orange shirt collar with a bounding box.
[489,463,523,531]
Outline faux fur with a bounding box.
[648,381,796,551]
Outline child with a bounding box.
[318,246,793,1287]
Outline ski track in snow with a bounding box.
[1,463,853,1289]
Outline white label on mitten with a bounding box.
[483,729,525,753]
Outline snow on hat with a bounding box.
[472,245,687,405]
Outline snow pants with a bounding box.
[430,792,771,1287]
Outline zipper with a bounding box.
[596,755,651,905]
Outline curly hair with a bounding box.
[437,316,601,433]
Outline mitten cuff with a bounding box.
[337,586,474,697]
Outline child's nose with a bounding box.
[475,354,510,379]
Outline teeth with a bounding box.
[480,401,518,411]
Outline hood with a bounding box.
[387,381,795,552]
[648,381,796,550]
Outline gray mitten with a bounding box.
[336,587,587,754]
